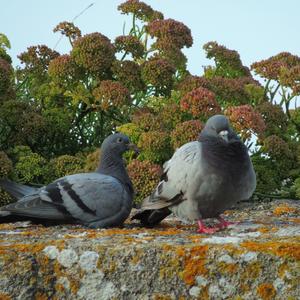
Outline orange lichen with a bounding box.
[0,243,46,254]
[86,228,143,239]
[69,278,80,294]
[34,293,48,300]
[287,217,300,224]
[257,283,276,300]
[55,283,65,293]
[0,293,12,300]
[177,245,209,285]
[258,227,270,233]
[241,239,300,260]
[273,205,298,216]
[258,227,278,234]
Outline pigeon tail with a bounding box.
[0,179,38,200]
[132,208,171,227]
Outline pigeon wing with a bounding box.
[0,173,131,226]
[141,141,202,210]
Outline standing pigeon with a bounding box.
[132,115,256,233]
[0,133,138,228]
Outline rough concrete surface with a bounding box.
[0,199,299,300]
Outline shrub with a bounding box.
[138,131,171,163]
[127,159,162,206]
[48,155,84,180]
[171,120,204,149]
[0,151,13,178]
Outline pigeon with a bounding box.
[0,133,138,228]
[132,115,256,233]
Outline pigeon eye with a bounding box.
[117,137,123,143]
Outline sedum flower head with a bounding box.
[180,87,221,118]
[225,104,266,139]
[147,18,193,49]
[114,35,144,59]
[203,41,251,78]
[118,0,163,22]
[141,57,175,96]
[48,54,81,81]
[138,131,171,163]
[159,103,183,130]
[112,60,146,93]
[171,120,204,149]
[132,109,162,131]
[53,21,81,42]
[279,65,300,96]
[251,52,300,81]
[176,75,210,96]
[18,45,59,75]
[92,80,131,111]
[71,32,115,77]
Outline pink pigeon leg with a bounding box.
[216,216,236,229]
[197,220,218,234]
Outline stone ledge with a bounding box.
[0,199,299,300]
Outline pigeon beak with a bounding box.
[219,130,229,142]
[128,143,140,157]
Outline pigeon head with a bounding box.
[101,133,138,156]
[201,115,238,143]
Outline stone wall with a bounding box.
[0,199,299,299]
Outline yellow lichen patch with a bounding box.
[0,223,19,230]
[198,285,209,300]
[273,205,298,216]
[277,263,289,278]
[36,255,50,274]
[159,246,181,280]
[153,294,172,300]
[34,292,48,300]
[217,262,238,274]
[257,283,276,300]
[241,262,262,280]
[0,293,12,300]
[177,245,208,285]
[222,244,244,256]
[241,239,300,260]
[54,260,64,277]
[130,248,143,265]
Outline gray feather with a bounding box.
[133,115,256,225]
[0,133,135,227]
[0,179,38,199]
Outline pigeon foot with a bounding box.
[197,220,219,234]
[216,216,237,229]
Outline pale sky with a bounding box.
[1,0,300,76]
